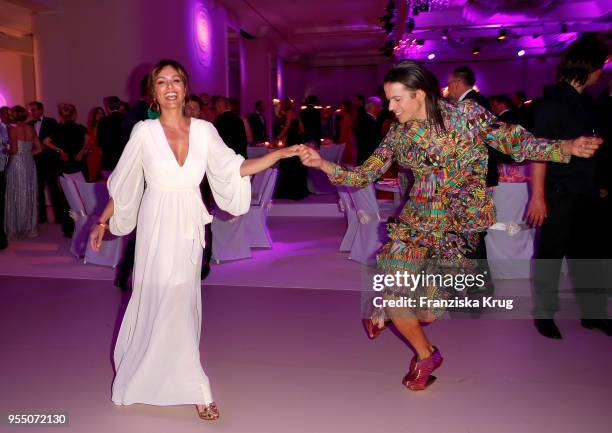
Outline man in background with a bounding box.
[98,96,124,170]
[248,100,268,144]
[213,96,247,159]
[28,101,59,224]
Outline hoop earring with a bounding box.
[148,100,161,120]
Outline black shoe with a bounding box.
[534,319,562,339]
[581,319,612,336]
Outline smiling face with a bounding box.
[383,82,427,124]
[153,65,187,111]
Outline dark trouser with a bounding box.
[0,170,7,249]
[533,191,609,319]
[35,153,64,224]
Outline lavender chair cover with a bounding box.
[59,176,88,257]
[336,185,358,252]
[244,168,278,248]
[348,184,396,265]
[75,180,124,267]
[211,209,252,263]
[307,143,345,194]
[63,171,86,183]
[247,147,270,159]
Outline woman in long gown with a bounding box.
[4,105,43,239]
[299,60,601,390]
[84,106,105,181]
[274,97,309,200]
[89,60,299,420]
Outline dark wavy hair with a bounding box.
[557,35,609,86]
[384,60,445,133]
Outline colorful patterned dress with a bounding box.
[328,100,570,319]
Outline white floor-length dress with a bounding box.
[108,118,250,406]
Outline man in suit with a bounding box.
[248,100,268,144]
[448,66,490,110]
[489,94,522,124]
[0,106,10,249]
[28,101,59,224]
[98,96,125,170]
[213,96,247,159]
[356,96,383,165]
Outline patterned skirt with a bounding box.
[368,218,481,323]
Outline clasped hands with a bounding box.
[276,144,324,168]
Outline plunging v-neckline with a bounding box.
[157,118,192,168]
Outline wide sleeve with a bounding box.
[107,121,145,236]
[328,122,399,187]
[472,103,570,164]
[205,122,251,216]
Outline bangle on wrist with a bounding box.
[96,222,109,229]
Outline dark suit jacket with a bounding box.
[97,111,125,170]
[356,112,380,165]
[214,111,248,159]
[30,116,58,164]
[248,112,267,143]
[463,89,491,111]
[300,106,321,143]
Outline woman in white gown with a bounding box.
[90,60,300,420]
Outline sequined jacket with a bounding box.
[329,99,569,236]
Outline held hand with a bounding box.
[276,145,300,159]
[89,225,106,252]
[562,136,602,158]
[298,146,323,168]
[525,195,547,227]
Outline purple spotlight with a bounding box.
[517,49,526,57]
[427,53,436,60]
[193,3,212,67]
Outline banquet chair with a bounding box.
[348,184,398,265]
[244,168,278,248]
[336,185,358,252]
[63,171,86,184]
[75,180,124,267]
[211,209,252,263]
[251,167,274,206]
[247,146,270,159]
[59,176,89,258]
[307,143,345,194]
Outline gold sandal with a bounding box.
[196,402,220,420]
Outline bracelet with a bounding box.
[96,222,109,229]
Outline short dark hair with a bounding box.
[105,96,121,111]
[353,93,365,106]
[12,105,28,122]
[28,101,43,111]
[556,35,609,86]
[186,94,203,109]
[452,66,476,87]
